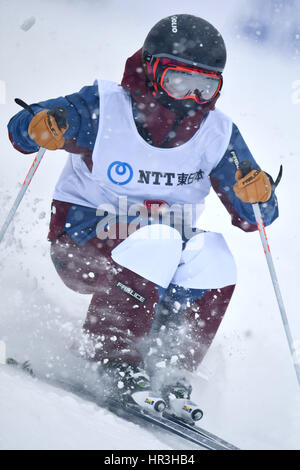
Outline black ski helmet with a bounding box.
[142,14,227,73]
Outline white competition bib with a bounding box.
[54,79,232,227]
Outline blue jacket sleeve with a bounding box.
[210,123,279,230]
[7,84,99,154]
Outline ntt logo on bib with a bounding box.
[107,161,133,185]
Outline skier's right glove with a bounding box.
[28,106,68,150]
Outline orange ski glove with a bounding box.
[28,107,68,150]
[233,168,272,203]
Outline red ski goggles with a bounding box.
[147,57,223,104]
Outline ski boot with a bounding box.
[102,362,166,414]
[162,381,203,424]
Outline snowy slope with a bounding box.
[0,366,180,450]
[0,0,300,450]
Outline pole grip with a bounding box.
[238,160,252,177]
[14,98,35,116]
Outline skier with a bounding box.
[8,14,278,419]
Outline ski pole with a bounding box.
[0,147,46,243]
[236,158,300,387]
[0,99,46,243]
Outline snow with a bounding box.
[20,16,36,32]
[1,0,300,450]
[0,366,175,451]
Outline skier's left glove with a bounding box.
[28,106,68,150]
[233,169,272,203]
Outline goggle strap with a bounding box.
[152,58,160,92]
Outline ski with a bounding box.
[162,411,239,450]
[106,398,239,451]
[6,358,239,450]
